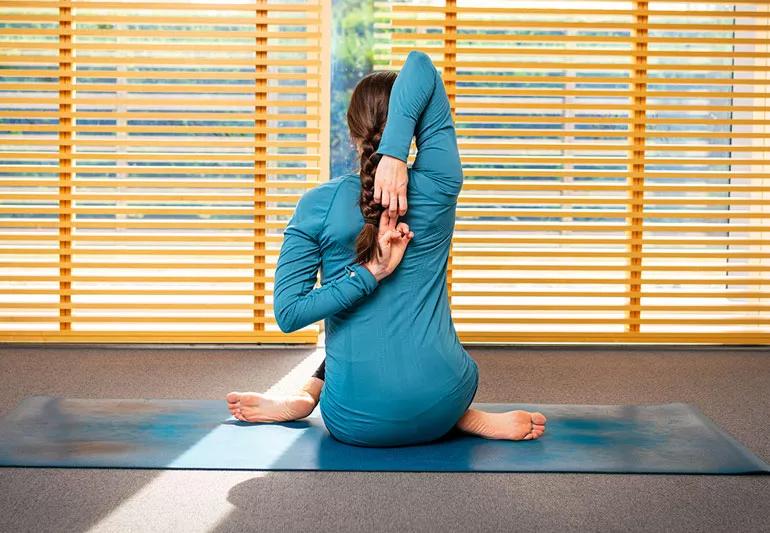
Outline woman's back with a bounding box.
[273,51,479,446]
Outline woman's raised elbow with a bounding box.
[406,50,435,75]
[407,49,432,66]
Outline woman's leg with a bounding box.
[225,360,325,423]
[455,408,547,441]
[450,363,546,441]
[302,360,325,404]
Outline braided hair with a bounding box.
[346,70,398,264]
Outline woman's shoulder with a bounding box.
[296,173,357,211]
[331,172,359,184]
[315,173,357,189]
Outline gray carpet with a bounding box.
[0,344,768,533]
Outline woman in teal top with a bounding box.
[226,50,547,447]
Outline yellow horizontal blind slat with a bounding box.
[374,0,770,343]
[0,0,327,342]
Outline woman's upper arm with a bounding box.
[272,186,324,333]
[272,183,379,333]
[411,66,463,191]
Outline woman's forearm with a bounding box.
[274,262,378,333]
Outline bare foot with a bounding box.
[225,391,317,423]
[456,408,547,441]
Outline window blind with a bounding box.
[377,0,769,344]
[0,0,330,343]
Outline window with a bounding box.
[2,0,767,345]
[0,0,329,343]
[378,0,769,343]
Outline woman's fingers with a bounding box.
[395,222,413,240]
[388,211,397,230]
[381,185,402,217]
[391,229,413,244]
[376,209,387,233]
[389,229,404,241]
[388,189,399,217]
[376,209,397,233]
[378,229,399,249]
[373,154,409,216]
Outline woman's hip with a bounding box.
[319,377,478,447]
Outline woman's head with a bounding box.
[346,70,398,264]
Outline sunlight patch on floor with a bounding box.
[87,344,326,533]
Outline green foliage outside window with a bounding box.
[330,0,375,179]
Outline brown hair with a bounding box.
[346,70,398,265]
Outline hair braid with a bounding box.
[354,132,384,263]
[346,69,398,266]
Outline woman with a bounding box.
[227,50,546,447]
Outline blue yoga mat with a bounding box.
[0,396,767,474]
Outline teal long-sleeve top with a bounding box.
[273,50,479,447]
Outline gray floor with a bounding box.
[0,344,768,533]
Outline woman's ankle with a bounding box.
[456,408,489,436]
[300,376,324,404]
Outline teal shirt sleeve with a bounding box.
[376,49,463,186]
[273,184,379,333]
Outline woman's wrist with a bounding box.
[363,261,389,282]
[379,153,407,165]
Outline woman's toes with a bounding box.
[531,412,546,425]
[226,391,240,404]
[533,423,546,432]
